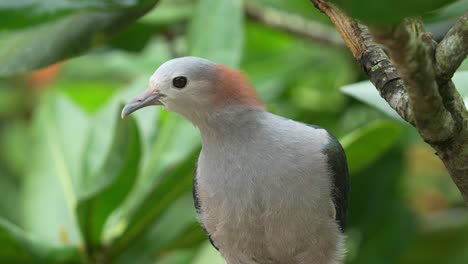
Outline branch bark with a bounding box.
[435,11,468,83]
[310,0,468,204]
[369,19,455,142]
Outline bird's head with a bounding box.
[121,57,263,124]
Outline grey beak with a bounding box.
[121,88,164,118]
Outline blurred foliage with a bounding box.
[332,0,458,24]
[0,0,467,263]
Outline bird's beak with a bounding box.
[121,88,164,118]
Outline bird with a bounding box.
[121,56,349,264]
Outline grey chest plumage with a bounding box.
[192,111,349,263]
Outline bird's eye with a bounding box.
[172,76,187,89]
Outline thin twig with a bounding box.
[436,11,468,83]
[245,2,344,48]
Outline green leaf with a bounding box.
[0,0,155,29]
[76,115,141,250]
[139,0,194,25]
[162,222,207,253]
[0,218,83,264]
[23,93,90,245]
[346,147,417,264]
[0,1,159,77]
[341,120,402,174]
[188,0,244,67]
[424,0,468,22]
[332,0,456,24]
[452,71,468,99]
[191,241,223,264]
[108,149,199,260]
[341,81,403,122]
[341,70,468,121]
[113,194,201,264]
[0,218,45,263]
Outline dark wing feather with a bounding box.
[193,168,220,250]
[308,125,350,232]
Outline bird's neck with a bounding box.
[192,105,265,143]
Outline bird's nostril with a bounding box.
[137,99,143,102]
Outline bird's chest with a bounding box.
[195,143,278,251]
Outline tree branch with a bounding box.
[310,0,414,124]
[245,2,344,48]
[369,19,455,143]
[310,0,468,203]
[436,11,468,83]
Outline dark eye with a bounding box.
[172,76,187,89]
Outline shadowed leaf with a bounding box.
[0,1,159,77]
[76,115,141,250]
[341,120,402,174]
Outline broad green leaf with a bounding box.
[341,81,403,122]
[139,0,194,25]
[0,1,159,77]
[0,218,45,263]
[76,115,141,250]
[113,194,201,264]
[191,241,223,264]
[332,0,456,24]
[56,80,119,114]
[162,222,207,253]
[157,250,198,264]
[0,218,83,264]
[341,120,402,174]
[452,71,468,99]
[108,149,199,260]
[0,84,24,116]
[188,0,244,67]
[23,93,90,245]
[58,38,172,81]
[0,0,154,29]
[347,147,417,264]
[425,0,468,22]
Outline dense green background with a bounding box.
[0,0,467,263]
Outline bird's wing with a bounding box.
[308,125,350,232]
[193,167,220,250]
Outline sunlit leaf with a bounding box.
[452,71,468,99]
[341,82,403,122]
[341,120,402,174]
[23,93,90,245]
[341,71,468,121]
[188,0,244,67]
[190,241,223,264]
